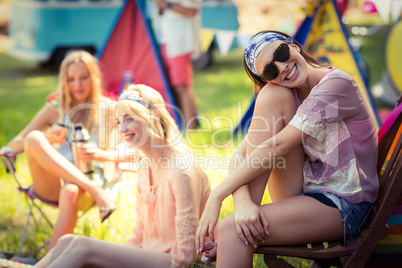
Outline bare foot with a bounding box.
[201,242,217,263]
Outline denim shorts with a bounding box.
[302,190,373,242]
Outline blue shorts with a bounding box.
[302,190,373,242]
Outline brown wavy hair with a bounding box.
[243,30,323,90]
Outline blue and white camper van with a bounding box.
[7,0,239,67]
[7,0,123,67]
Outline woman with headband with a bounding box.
[34,84,211,268]
[196,30,379,267]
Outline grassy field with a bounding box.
[0,18,388,267]
[0,43,272,266]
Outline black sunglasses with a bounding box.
[261,43,290,82]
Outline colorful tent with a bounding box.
[234,0,380,135]
[296,0,380,127]
[96,0,180,127]
[367,96,402,266]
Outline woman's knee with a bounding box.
[216,215,236,240]
[56,234,89,254]
[24,130,47,152]
[57,234,77,246]
[59,184,80,208]
[53,234,81,252]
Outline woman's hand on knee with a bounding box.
[195,196,222,253]
[234,201,269,248]
[44,127,66,145]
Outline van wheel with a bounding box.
[192,42,214,69]
[51,48,70,69]
[42,47,96,69]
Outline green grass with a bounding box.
[0,46,58,146]
[0,46,267,265]
[0,24,385,266]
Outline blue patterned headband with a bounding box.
[118,90,154,109]
[244,32,293,77]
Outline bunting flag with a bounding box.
[200,29,215,53]
[236,33,253,49]
[277,15,298,35]
[372,0,392,22]
[370,0,402,23]
[296,0,380,128]
[363,1,378,14]
[372,0,402,23]
[391,0,402,22]
[215,30,236,56]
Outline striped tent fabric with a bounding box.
[367,194,402,266]
[366,99,402,267]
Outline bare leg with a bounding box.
[35,235,172,268]
[24,130,112,213]
[216,196,344,268]
[174,85,197,129]
[266,145,304,202]
[245,145,304,205]
[202,86,306,261]
[48,184,81,251]
[244,86,305,205]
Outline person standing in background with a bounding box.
[155,0,201,129]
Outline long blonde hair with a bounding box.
[116,84,191,155]
[58,50,102,132]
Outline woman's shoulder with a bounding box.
[255,83,296,113]
[169,156,206,182]
[260,82,292,93]
[313,67,358,95]
[46,91,60,102]
[322,67,355,84]
[258,83,294,102]
[46,91,61,107]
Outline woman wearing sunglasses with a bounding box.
[196,30,379,267]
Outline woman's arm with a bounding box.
[232,84,297,203]
[230,136,269,247]
[78,99,136,163]
[231,85,298,246]
[125,168,145,248]
[229,137,252,204]
[196,124,307,251]
[7,104,59,152]
[170,168,204,267]
[156,0,199,16]
[77,145,137,163]
[215,124,306,201]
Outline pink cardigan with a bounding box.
[126,158,211,267]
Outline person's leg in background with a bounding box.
[162,45,197,129]
[48,184,81,251]
[174,83,197,129]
